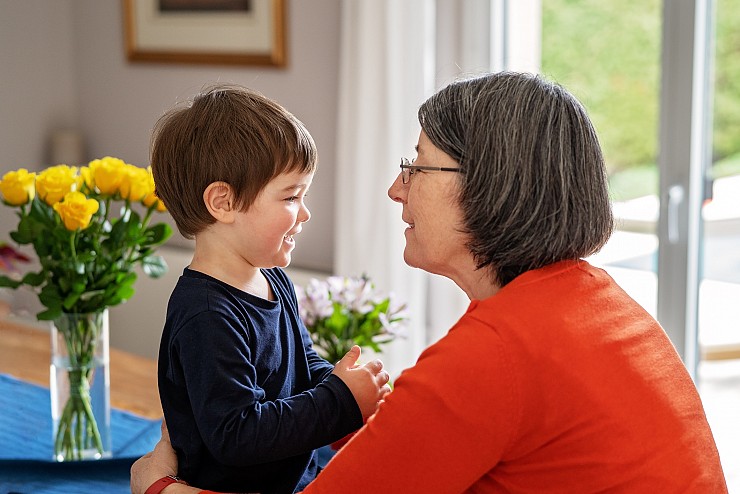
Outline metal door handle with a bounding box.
[667,184,684,244]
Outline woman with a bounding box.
[132,72,727,493]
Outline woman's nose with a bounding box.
[388,172,406,203]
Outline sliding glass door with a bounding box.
[442,0,736,480]
[699,0,740,364]
[696,0,740,486]
[537,0,664,351]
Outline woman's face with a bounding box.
[388,130,471,278]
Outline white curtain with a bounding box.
[334,0,489,377]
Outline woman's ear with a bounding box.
[203,181,235,223]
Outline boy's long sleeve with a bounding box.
[158,267,363,494]
[171,311,361,465]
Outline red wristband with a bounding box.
[145,475,186,494]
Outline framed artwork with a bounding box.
[123,0,286,66]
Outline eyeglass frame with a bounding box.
[399,157,463,184]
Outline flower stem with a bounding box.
[53,313,106,460]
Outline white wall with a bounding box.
[0,0,79,245]
[0,1,78,167]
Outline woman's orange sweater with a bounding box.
[302,260,727,493]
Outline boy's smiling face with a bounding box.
[233,169,314,269]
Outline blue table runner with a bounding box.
[0,373,161,493]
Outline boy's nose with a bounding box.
[300,203,311,222]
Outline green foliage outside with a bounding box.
[541,0,740,200]
[607,152,740,201]
[712,0,740,160]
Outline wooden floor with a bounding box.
[0,317,162,419]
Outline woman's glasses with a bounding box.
[399,157,462,184]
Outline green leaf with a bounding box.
[21,271,46,287]
[79,289,106,301]
[62,292,81,310]
[37,307,62,321]
[0,274,22,288]
[29,196,54,223]
[123,211,144,242]
[10,228,31,245]
[38,286,63,311]
[116,284,135,300]
[144,223,173,246]
[14,215,45,244]
[108,216,130,245]
[142,255,168,278]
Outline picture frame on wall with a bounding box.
[123,0,286,67]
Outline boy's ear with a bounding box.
[203,181,235,223]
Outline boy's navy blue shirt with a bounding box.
[158,267,362,494]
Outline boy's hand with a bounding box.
[332,345,391,420]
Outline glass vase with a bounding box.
[50,309,112,461]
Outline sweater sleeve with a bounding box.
[301,323,335,386]
[172,311,362,467]
[301,317,520,493]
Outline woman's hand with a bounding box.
[130,421,197,494]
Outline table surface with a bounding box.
[0,317,162,419]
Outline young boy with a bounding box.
[150,84,390,494]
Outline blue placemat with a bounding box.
[0,373,161,493]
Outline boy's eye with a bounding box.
[286,194,308,203]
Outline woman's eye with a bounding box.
[286,196,298,203]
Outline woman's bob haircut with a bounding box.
[418,72,613,286]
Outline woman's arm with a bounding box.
[302,321,517,493]
[130,423,203,494]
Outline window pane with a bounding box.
[698,0,740,486]
[541,0,662,317]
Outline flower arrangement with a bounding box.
[0,242,29,316]
[0,242,30,274]
[0,156,173,461]
[0,157,172,318]
[295,275,409,364]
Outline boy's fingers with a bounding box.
[364,359,384,373]
[338,345,361,368]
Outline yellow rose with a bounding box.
[78,165,95,192]
[89,156,126,196]
[142,166,167,212]
[0,168,36,206]
[52,191,100,231]
[36,165,78,205]
[119,164,150,202]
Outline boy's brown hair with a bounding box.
[150,83,317,239]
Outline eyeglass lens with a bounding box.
[400,158,410,184]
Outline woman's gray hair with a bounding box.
[419,72,613,286]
